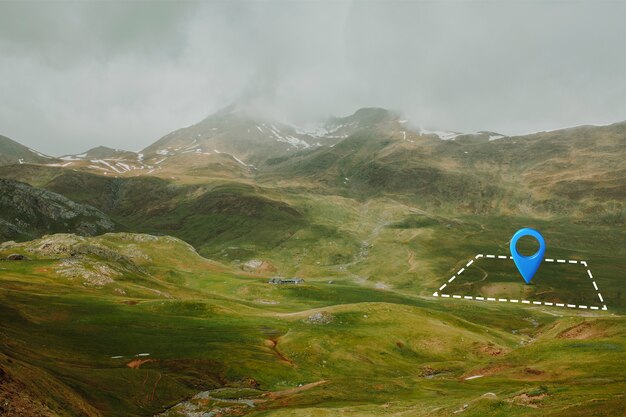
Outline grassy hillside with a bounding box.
[0,233,623,417]
[263,122,625,223]
[43,175,310,258]
[0,167,310,258]
[0,117,624,416]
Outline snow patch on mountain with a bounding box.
[231,155,249,167]
[44,162,73,167]
[91,160,123,174]
[295,123,345,138]
[28,148,53,159]
[276,135,310,149]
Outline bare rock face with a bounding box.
[5,253,25,261]
[0,178,115,241]
[31,234,86,255]
[56,257,118,287]
[118,244,151,262]
[242,259,277,273]
[0,241,17,250]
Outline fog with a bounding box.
[1,1,625,155]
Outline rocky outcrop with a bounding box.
[242,259,277,273]
[305,311,335,324]
[0,178,115,241]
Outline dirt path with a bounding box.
[276,308,325,318]
[262,380,328,399]
[407,249,420,272]
[150,373,162,401]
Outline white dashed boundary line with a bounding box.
[432,254,608,311]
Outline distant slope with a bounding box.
[50,176,306,257]
[42,142,253,180]
[263,120,626,222]
[0,178,115,241]
[0,110,623,259]
[0,134,58,166]
[0,167,308,257]
[262,122,502,212]
[61,145,139,161]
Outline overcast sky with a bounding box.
[1,1,625,155]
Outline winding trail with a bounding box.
[262,380,328,399]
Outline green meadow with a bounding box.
[0,215,624,416]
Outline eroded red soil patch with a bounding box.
[558,321,604,340]
[126,359,156,369]
[264,338,295,366]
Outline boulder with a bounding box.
[305,311,334,324]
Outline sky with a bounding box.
[1,1,625,156]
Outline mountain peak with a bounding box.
[141,103,321,165]
[352,107,394,120]
[202,101,288,126]
[61,146,137,161]
[0,134,56,166]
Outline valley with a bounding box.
[0,106,624,416]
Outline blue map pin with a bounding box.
[510,228,546,284]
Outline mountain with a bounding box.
[319,107,506,141]
[313,107,402,138]
[0,134,59,166]
[0,110,625,417]
[0,109,623,262]
[61,146,139,161]
[263,119,626,222]
[141,104,334,166]
[0,107,501,181]
[45,143,251,180]
[0,166,305,258]
[263,127,504,215]
[0,178,115,241]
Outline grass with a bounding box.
[1,124,625,415]
[0,230,624,416]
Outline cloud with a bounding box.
[0,1,625,155]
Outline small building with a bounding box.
[268,277,305,285]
